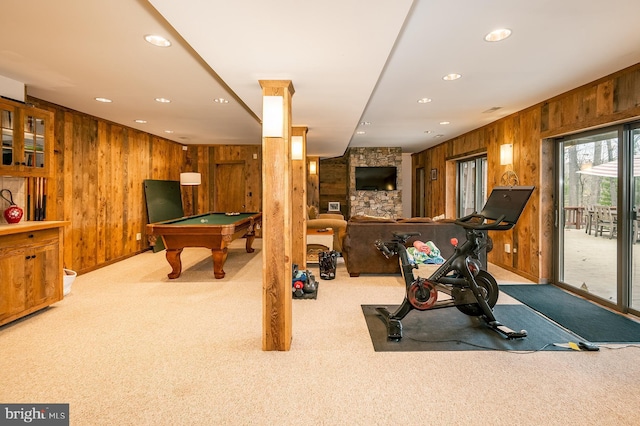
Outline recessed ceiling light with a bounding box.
[144,34,171,47]
[134,119,147,124]
[440,121,450,125]
[424,130,432,134]
[360,121,371,126]
[434,134,445,138]
[417,98,432,104]
[214,98,229,104]
[484,28,512,42]
[155,97,171,103]
[95,97,112,103]
[356,131,366,135]
[164,130,174,134]
[443,73,461,81]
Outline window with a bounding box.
[457,156,487,218]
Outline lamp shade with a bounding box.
[309,160,317,175]
[180,172,201,186]
[291,136,304,160]
[500,144,513,166]
[262,96,284,137]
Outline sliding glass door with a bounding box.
[559,130,619,302]
[558,123,640,315]
[631,127,640,311]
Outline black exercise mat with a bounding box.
[362,304,580,351]
[500,284,640,343]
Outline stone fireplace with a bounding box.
[348,147,402,218]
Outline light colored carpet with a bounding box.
[1,239,639,425]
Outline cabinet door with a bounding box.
[0,245,28,322]
[0,104,17,171]
[26,240,60,306]
[0,99,53,177]
[23,110,51,175]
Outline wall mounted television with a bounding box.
[355,166,397,191]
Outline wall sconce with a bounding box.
[179,172,201,186]
[291,136,304,160]
[262,96,284,137]
[309,160,317,175]
[498,144,520,186]
[500,143,513,165]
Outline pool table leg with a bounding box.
[211,247,228,279]
[245,234,256,253]
[165,248,183,279]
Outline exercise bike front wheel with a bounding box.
[454,270,499,316]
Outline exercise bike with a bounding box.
[374,186,535,341]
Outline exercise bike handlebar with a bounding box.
[454,213,515,231]
[374,239,394,258]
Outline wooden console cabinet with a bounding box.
[0,221,68,327]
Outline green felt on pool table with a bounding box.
[171,212,258,225]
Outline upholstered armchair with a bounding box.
[306,206,347,252]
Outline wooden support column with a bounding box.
[260,80,295,351]
[291,126,308,270]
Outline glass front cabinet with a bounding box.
[0,98,53,177]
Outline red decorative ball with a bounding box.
[4,205,23,224]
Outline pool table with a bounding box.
[146,212,262,279]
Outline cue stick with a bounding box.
[36,177,41,221]
[41,178,46,220]
[39,177,44,221]
[34,177,38,221]
[26,177,31,221]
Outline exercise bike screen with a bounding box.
[480,186,535,225]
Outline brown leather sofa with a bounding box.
[342,217,487,277]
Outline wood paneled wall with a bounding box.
[209,145,262,212]
[30,98,263,275]
[411,62,640,283]
[32,98,184,274]
[318,156,347,215]
[425,143,449,218]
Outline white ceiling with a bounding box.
[1,0,640,158]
